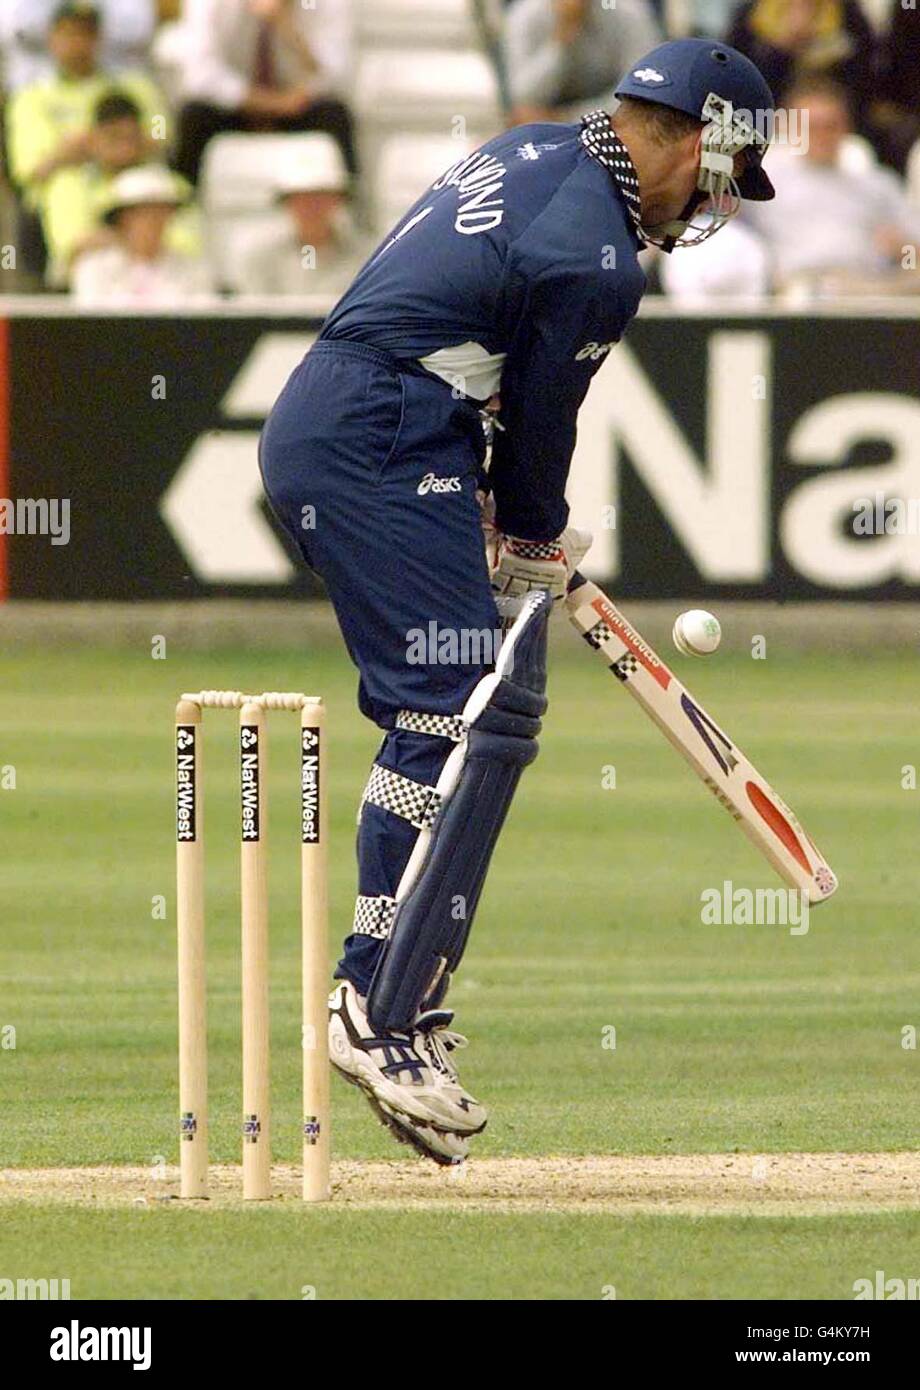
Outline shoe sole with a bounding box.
[331,1062,469,1166]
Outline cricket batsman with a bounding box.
[260,38,776,1164]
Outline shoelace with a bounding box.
[420,1027,469,1084]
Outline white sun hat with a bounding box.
[102,165,190,222]
[273,135,349,198]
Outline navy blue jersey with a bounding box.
[322,122,647,539]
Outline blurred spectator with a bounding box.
[504,0,661,124]
[235,135,374,298]
[743,79,920,296]
[727,0,875,130]
[44,90,196,282]
[659,216,770,299]
[5,3,168,273]
[870,4,920,176]
[72,163,211,303]
[684,1,746,38]
[0,0,156,91]
[174,0,356,185]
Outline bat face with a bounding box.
[568,581,838,904]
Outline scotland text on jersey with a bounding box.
[431,151,507,235]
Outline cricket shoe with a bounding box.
[328,981,487,1162]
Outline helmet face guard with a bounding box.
[642,92,770,250]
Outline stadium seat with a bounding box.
[374,134,475,236]
[355,49,500,127]
[200,134,312,293]
[355,0,475,47]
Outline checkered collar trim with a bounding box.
[580,109,644,243]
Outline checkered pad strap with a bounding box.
[509,539,563,560]
[395,710,466,742]
[353,894,397,940]
[362,763,441,830]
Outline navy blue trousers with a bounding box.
[260,341,500,991]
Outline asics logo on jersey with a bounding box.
[517,143,540,161]
[417,473,462,496]
[633,67,666,83]
[576,341,617,362]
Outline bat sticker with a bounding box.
[681,693,739,777]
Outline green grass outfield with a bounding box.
[1,621,918,1299]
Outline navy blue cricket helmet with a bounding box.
[616,37,776,204]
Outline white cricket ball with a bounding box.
[673,609,721,657]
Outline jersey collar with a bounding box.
[580,109,645,245]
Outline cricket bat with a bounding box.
[567,575,838,904]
